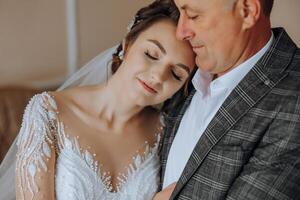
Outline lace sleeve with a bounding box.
[16,92,58,200]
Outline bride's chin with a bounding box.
[126,84,159,107]
[128,93,150,108]
[130,95,147,107]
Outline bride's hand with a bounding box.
[153,182,177,200]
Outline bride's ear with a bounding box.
[122,39,126,51]
[120,39,127,60]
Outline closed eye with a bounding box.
[187,15,198,20]
[144,51,158,60]
[145,49,185,81]
[171,70,182,81]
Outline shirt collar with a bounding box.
[192,32,274,96]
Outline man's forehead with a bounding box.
[174,0,194,9]
[174,0,221,10]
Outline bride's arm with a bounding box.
[16,145,56,200]
[15,93,57,200]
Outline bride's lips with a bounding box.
[137,78,157,94]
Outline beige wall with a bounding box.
[271,0,300,45]
[0,0,68,86]
[0,0,152,87]
[0,0,299,88]
[77,0,152,66]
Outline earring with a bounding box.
[118,50,124,60]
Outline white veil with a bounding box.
[57,45,117,90]
[0,45,118,200]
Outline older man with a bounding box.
[156,0,300,199]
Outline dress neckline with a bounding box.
[42,91,161,193]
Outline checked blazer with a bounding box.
[159,28,300,200]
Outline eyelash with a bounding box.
[171,70,182,81]
[144,51,182,82]
[187,15,198,20]
[144,51,158,60]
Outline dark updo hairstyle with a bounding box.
[111,0,195,113]
[111,0,179,73]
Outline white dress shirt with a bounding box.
[162,34,274,188]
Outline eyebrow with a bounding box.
[180,4,199,13]
[147,39,191,74]
[147,39,166,54]
[176,63,191,74]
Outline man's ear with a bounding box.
[237,0,261,30]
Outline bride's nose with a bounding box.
[150,65,169,84]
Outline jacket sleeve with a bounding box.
[225,108,300,200]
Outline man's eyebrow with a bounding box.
[181,4,199,13]
[147,39,166,55]
[176,63,191,74]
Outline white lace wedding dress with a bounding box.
[16,92,160,200]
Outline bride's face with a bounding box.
[117,19,195,106]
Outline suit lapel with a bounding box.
[171,28,296,199]
[159,88,196,189]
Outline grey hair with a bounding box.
[224,0,274,16]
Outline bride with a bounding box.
[0,1,195,199]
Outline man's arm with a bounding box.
[225,114,300,200]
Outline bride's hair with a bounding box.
[111,0,179,73]
[112,0,196,113]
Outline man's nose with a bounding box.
[176,15,194,41]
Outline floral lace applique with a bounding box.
[16,92,58,200]
[16,92,161,200]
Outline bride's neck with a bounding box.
[94,77,144,131]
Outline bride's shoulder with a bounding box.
[25,91,58,113]
[21,91,59,126]
[49,85,97,107]
[17,92,59,146]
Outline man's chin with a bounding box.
[195,57,207,71]
[195,58,216,74]
[195,56,202,67]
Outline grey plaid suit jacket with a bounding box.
[159,28,300,200]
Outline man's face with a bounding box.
[174,0,247,76]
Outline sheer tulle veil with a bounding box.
[0,45,117,199]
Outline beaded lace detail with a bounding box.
[16,92,161,200]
